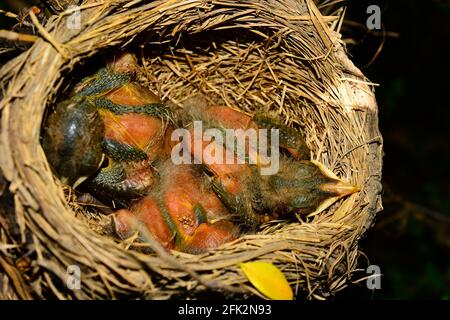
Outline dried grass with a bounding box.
[0,0,383,299]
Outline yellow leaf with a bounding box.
[240,261,293,300]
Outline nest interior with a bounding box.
[0,0,383,299]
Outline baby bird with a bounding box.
[114,161,237,253]
[181,104,359,228]
[80,53,175,200]
[45,52,175,200]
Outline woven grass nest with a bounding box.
[0,0,383,299]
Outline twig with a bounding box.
[0,9,18,19]
[134,218,246,294]
[0,30,38,43]
[28,11,68,58]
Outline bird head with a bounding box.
[42,97,105,189]
[261,158,360,217]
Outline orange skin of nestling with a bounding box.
[184,222,236,253]
[186,127,251,197]
[205,105,255,130]
[107,83,160,107]
[205,105,303,159]
[100,111,168,157]
[163,165,231,231]
[101,83,172,159]
[114,164,236,253]
[115,198,175,249]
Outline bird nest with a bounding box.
[0,0,383,299]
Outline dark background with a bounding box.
[340,0,450,299]
[1,0,449,299]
